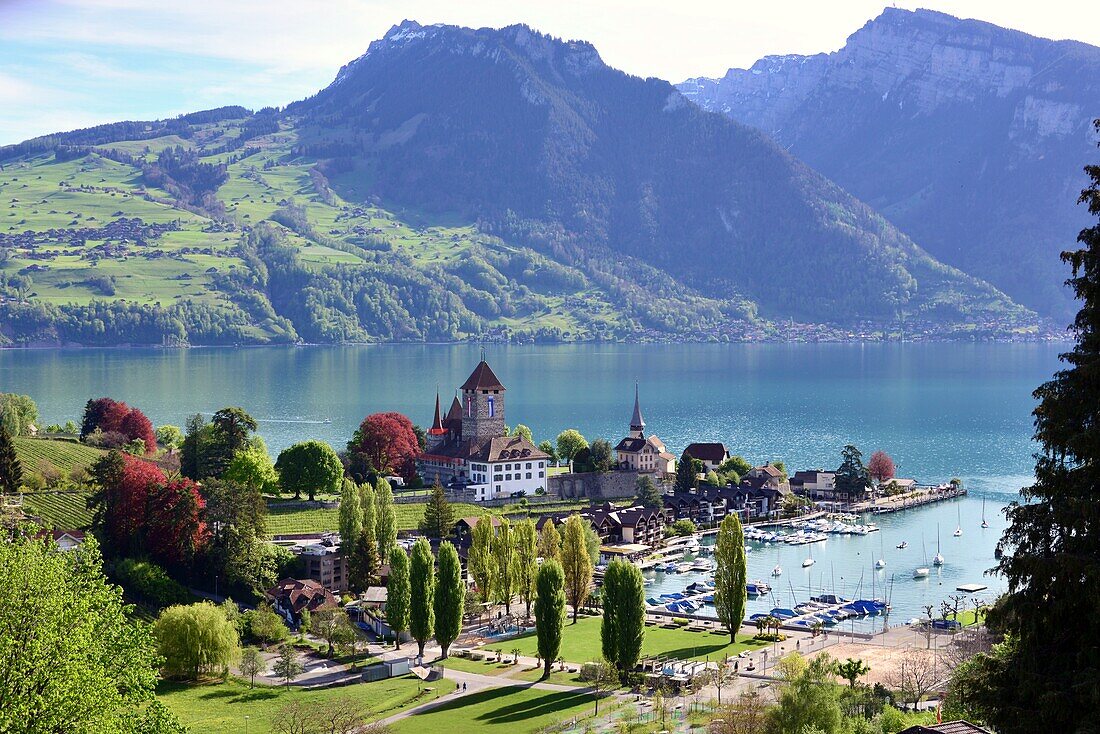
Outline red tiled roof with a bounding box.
[265,578,338,614]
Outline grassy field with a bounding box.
[492,616,768,664]
[266,500,489,535]
[390,685,597,734]
[14,437,106,473]
[157,675,444,734]
[442,656,589,687]
[22,490,93,529]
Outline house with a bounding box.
[682,443,730,473]
[664,491,718,524]
[745,464,790,490]
[452,514,503,547]
[897,722,992,734]
[614,386,675,475]
[266,578,338,626]
[417,360,549,502]
[585,502,670,547]
[790,470,836,499]
[50,530,85,551]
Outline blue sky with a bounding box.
[1,0,1097,145]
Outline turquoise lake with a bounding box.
[0,342,1066,621]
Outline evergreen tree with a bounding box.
[347,531,380,592]
[674,453,698,493]
[0,424,22,495]
[433,541,464,658]
[469,515,496,605]
[635,475,662,508]
[375,478,397,562]
[537,519,561,561]
[976,127,1100,734]
[514,519,538,618]
[493,518,518,614]
[419,483,456,539]
[386,547,410,650]
[338,478,362,553]
[834,444,870,497]
[408,538,435,658]
[561,514,593,623]
[714,512,747,643]
[534,559,566,679]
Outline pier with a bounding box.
[855,485,967,514]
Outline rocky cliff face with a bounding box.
[679,8,1100,320]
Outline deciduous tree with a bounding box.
[600,559,644,674]
[714,512,747,643]
[534,559,565,678]
[537,518,561,561]
[272,644,303,687]
[275,440,343,501]
[146,477,209,568]
[311,607,357,658]
[0,533,172,733]
[867,450,896,484]
[514,518,538,618]
[555,429,588,467]
[347,412,420,483]
[408,538,435,658]
[223,442,278,494]
[561,514,593,623]
[386,547,410,649]
[238,646,266,688]
[433,541,464,658]
[493,517,518,614]
[153,601,240,680]
[339,478,362,552]
[375,478,397,561]
[469,515,496,604]
[0,392,39,436]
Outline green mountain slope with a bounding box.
[0,22,1043,346]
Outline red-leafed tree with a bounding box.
[147,477,209,567]
[121,408,157,454]
[347,412,420,483]
[90,451,166,554]
[868,450,896,484]
[81,397,158,454]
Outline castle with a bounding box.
[417,359,549,502]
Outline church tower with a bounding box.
[460,359,506,441]
[629,383,645,439]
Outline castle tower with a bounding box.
[629,383,645,439]
[426,390,448,451]
[460,359,506,441]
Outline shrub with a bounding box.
[664,519,696,537]
[114,558,192,607]
[673,617,689,626]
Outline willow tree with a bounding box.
[433,541,464,658]
[714,512,747,643]
[408,538,435,659]
[976,122,1100,734]
[561,514,593,623]
[534,559,566,679]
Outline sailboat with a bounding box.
[914,535,930,578]
[875,533,887,569]
[772,548,783,577]
[981,498,989,529]
[933,524,945,566]
[953,504,963,537]
[802,543,815,568]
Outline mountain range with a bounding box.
[679,7,1100,321]
[1,11,1086,346]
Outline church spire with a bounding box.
[429,389,446,435]
[630,382,645,435]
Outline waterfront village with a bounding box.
[1,358,988,734]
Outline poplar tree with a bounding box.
[348,527,380,592]
[534,559,566,679]
[469,515,496,606]
[375,479,397,562]
[338,478,362,552]
[493,518,518,614]
[433,541,464,658]
[973,126,1100,734]
[561,514,593,623]
[714,512,747,643]
[538,519,561,561]
[408,538,435,658]
[0,424,22,495]
[386,547,410,649]
[514,518,539,617]
[360,481,377,553]
[600,560,644,674]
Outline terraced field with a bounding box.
[22,490,93,530]
[14,437,106,473]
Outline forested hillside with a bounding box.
[0,22,1043,346]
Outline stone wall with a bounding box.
[550,470,641,500]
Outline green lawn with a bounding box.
[490,615,768,664]
[157,675,443,734]
[390,685,597,734]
